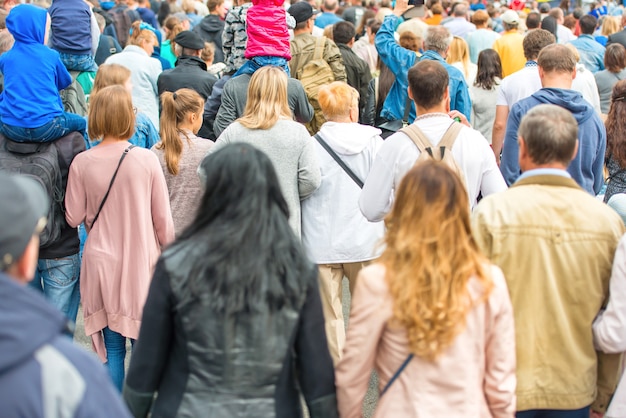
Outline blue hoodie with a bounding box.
[0,273,132,417]
[501,88,606,195]
[0,5,71,128]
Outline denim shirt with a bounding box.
[86,112,159,150]
[375,15,472,123]
[569,34,605,73]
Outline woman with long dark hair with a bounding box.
[604,80,626,203]
[470,49,503,144]
[123,143,338,418]
[336,161,515,417]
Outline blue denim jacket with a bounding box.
[569,34,605,73]
[375,15,472,123]
[87,112,159,149]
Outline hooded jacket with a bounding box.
[0,4,71,128]
[501,88,606,194]
[0,273,132,417]
[301,122,385,264]
[193,14,225,63]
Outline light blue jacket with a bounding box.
[569,34,605,73]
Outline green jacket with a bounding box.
[472,174,625,413]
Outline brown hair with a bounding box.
[523,28,556,61]
[92,64,131,96]
[399,31,421,52]
[471,10,489,26]
[128,20,157,48]
[408,60,449,110]
[164,15,183,42]
[88,85,135,142]
[207,0,224,12]
[380,161,493,361]
[605,43,626,73]
[157,89,204,175]
[537,43,576,73]
[606,80,626,167]
[201,41,215,63]
[237,66,291,130]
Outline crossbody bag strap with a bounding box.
[401,124,434,159]
[436,121,463,159]
[90,144,135,229]
[380,353,414,397]
[314,134,364,188]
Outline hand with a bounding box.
[393,0,412,17]
[590,411,604,418]
[448,110,471,128]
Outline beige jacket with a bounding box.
[472,173,625,413]
[289,33,347,82]
[336,263,516,418]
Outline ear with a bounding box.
[571,66,577,81]
[571,139,579,161]
[9,236,39,284]
[407,85,414,101]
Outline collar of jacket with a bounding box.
[512,174,582,190]
[175,55,208,71]
[421,50,444,62]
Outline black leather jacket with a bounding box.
[123,248,339,418]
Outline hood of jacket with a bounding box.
[318,122,382,155]
[530,87,595,125]
[196,14,224,34]
[0,273,67,375]
[7,4,47,45]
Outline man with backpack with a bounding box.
[288,1,346,134]
[359,60,506,222]
[108,0,141,47]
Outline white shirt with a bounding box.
[359,115,507,222]
[572,63,602,115]
[557,24,577,44]
[496,64,542,107]
[301,123,385,263]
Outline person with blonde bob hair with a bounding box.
[105,21,162,130]
[447,36,477,85]
[89,64,160,149]
[336,161,516,417]
[153,88,213,236]
[213,66,321,237]
[301,81,384,364]
[65,85,174,391]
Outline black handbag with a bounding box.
[376,96,412,138]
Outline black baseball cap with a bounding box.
[288,2,320,25]
[175,30,205,50]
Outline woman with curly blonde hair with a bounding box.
[336,161,516,418]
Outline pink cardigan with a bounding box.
[245,0,291,60]
[336,263,516,418]
[65,141,174,361]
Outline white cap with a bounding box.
[501,9,520,24]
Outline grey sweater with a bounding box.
[594,69,626,114]
[212,119,321,237]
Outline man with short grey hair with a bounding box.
[473,104,624,418]
[443,3,476,39]
[500,44,606,194]
[0,173,131,418]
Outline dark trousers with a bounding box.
[517,406,590,418]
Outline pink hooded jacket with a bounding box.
[245,0,291,60]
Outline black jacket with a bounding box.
[193,14,225,64]
[123,254,339,418]
[337,43,372,123]
[157,56,218,101]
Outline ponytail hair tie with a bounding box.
[173,92,178,100]
[613,96,626,103]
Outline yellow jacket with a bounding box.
[472,174,625,412]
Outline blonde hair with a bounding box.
[237,67,291,130]
[88,85,135,142]
[201,41,215,64]
[318,81,358,121]
[128,21,157,48]
[447,36,471,79]
[164,16,183,42]
[380,161,493,361]
[92,64,131,97]
[157,89,204,175]
[602,16,621,37]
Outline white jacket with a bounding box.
[301,122,385,264]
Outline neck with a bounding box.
[329,116,352,123]
[416,105,448,116]
[294,28,310,36]
[522,163,568,172]
[178,122,196,132]
[541,75,573,90]
[99,136,127,145]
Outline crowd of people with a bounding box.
[3,0,626,416]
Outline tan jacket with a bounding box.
[336,263,516,418]
[472,173,625,412]
[289,33,347,82]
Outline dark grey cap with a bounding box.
[174,30,205,50]
[0,172,48,270]
[288,2,320,24]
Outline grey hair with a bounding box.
[518,104,578,166]
[0,31,13,55]
[424,26,453,53]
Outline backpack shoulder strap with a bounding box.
[436,121,463,158]
[400,124,434,158]
[314,36,325,61]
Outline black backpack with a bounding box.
[0,136,65,247]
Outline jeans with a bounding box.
[103,327,135,391]
[233,56,290,77]
[59,52,98,72]
[30,254,81,328]
[516,406,590,418]
[0,112,87,143]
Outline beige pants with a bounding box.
[318,262,367,364]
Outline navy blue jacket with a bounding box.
[501,88,606,194]
[0,272,131,417]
